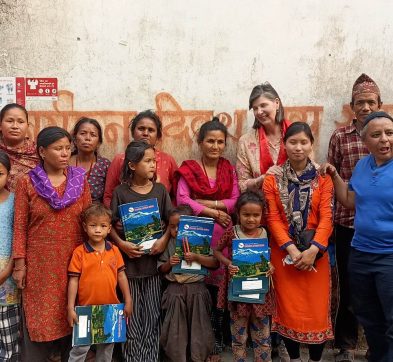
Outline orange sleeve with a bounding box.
[13,176,30,259]
[113,245,125,272]
[68,246,83,275]
[312,175,334,250]
[263,175,293,249]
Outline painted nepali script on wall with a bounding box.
[27,90,324,164]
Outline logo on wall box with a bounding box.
[128,207,134,212]
[238,242,244,249]
[184,224,190,230]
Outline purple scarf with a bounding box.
[29,165,85,210]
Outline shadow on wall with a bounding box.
[28,90,366,164]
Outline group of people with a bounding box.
[0,72,391,362]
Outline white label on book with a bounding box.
[78,315,88,338]
[242,279,263,290]
[140,238,157,251]
[239,293,260,299]
[180,260,202,270]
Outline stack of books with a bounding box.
[228,238,270,304]
[172,215,214,275]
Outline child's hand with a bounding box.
[228,263,239,276]
[184,252,198,264]
[120,241,144,259]
[150,237,166,255]
[169,255,181,266]
[124,299,133,318]
[67,308,78,327]
[267,262,275,277]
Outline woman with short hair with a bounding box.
[322,111,393,362]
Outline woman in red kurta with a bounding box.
[103,110,177,207]
[12,127,91,361]
[263,122,333,362]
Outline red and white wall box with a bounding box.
[25,78,58,100]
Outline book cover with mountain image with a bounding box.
[172,215,214,275]
[231,238,270,294]
[118,198,162,253]
[72,304,126,346]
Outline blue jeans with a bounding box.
[348,248,393,362]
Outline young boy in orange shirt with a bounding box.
[67,203,132,362]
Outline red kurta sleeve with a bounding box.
[13,176,30,259]
[312,175,334,250]
[81,179,92,210]
[263,175,293,249]
[103,153,123,208]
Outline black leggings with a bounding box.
[282,337,325,361]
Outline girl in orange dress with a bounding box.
[263,122,333,362]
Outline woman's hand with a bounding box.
[228,263,239,277]
[118,240,144,258]
[169,255,181,266]
[214,210,231,228]
[286,244,302,265]
[318,163,337,177]
[12,268,26,289]
[294,246,319,271]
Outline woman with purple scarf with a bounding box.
[12,126,91,361]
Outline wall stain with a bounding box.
[27,90,327,163]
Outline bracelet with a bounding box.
[215,200,218,209]
[13,265,26,271]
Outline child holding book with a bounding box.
[109,140,172,362]
[158,205,218,362]
[214,191,275,362]
[67,203,132,362]
[0,151,20,361]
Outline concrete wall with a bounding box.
[1,0,393,163]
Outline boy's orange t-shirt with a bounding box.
[68,241,125,306]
